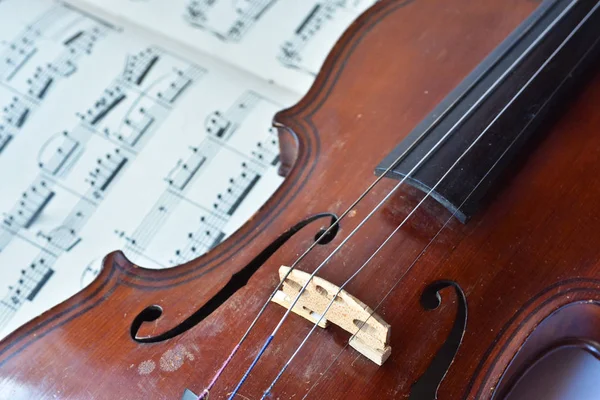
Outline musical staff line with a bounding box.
[186,0,278,42]
[0,81,39,105]
[0,93,36,157]
[61,2,119,31]
[169,127,280,266]
[114,91,271,260]
[165,188,223,216]
[278,0,374,75]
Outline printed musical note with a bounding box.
[77,81,151,148]
[123,47,161,85]
[103,96,156,148]
[252,126,280,165]
[125,100,174,150]
[0,252,57,330]
[0,178,55,252]
[38,131,84,177]
[25,42,102,99]
[36,197,96,253]
[189,218,226,253]
[50,55,77,77]
[185,0,212,25]
[0,131,12,155]
[170,212,228,264]
[154,67,200,105]
[2,95,32,129]
[0,94,34,155]
[2,178,54,231]
[0,254,56,308]
[167,160,265,264]
[63,25,108,57]
[169,131,281,265]
[214,161,262,216]
[167,146,207,191]
[79,83,127,127]
[79,56,205,149]
[186,0,277,42]
[0,28,40,81]
[205,90,261,139]
[278,0,374,74]
[27,64,57,99]
[86,148,129,198]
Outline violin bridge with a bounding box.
[271,266,392,366]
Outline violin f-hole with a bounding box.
[409,280,468,400]
[130,212,340,343]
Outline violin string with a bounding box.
[280,5,600,399]
[195,12,531,400]
[301,143,506,399]
[195,108,460,400]
[268,28,598,397]
[195,123,426,400]
[197,2,575,398]
[192,35,533,398]
[223,2,578,398]
[196,56,474,400]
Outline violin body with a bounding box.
[2,0,600,398]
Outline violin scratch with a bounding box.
[138,359,156,375]
[159,344,194,372]
[226,392,253,400]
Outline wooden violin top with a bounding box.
[3,0,600,399]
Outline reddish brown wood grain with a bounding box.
[2,0,600,399]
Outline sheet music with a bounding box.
[68,0,377,93]
[0,0,298,339]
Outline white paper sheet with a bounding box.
[0,0,373,339]
[69,0,376,94]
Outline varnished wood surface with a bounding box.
[3,0,600,399]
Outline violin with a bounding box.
[2,0,600,398]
